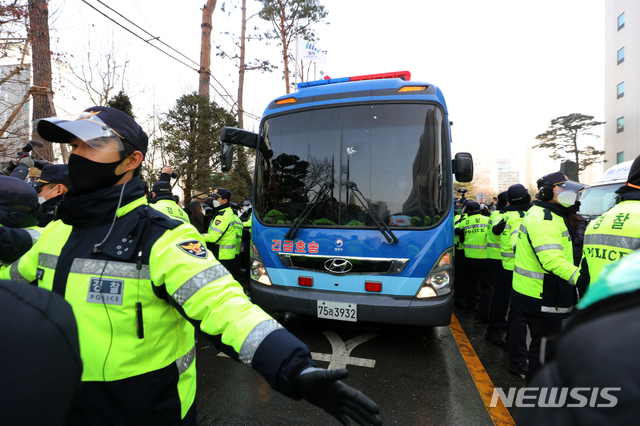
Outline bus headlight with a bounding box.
[251,242,272,286]
[416,249,453,298]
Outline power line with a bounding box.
[81,0,261,122]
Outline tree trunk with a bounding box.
[29,0,55,162]
[281,10,290,94]
[199,0,216,100]
[237,0,247,129]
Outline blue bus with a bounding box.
[220,71,473,326]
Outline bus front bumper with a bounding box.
[249,280,453,326]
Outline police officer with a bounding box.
[577,154,640,292]
[0,280,82,426]
[149,180,190,224]
[203,188,243,279]
[484,191,508,345]
[0,175,42,269]
[510,172,584,382]
[490,185,533,360]
[455,201,492,320]
[453,200,469,309]
[519,249,640,426]
[34,164,72,227]
[2,107,380,426]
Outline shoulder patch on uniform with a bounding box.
[215,219,222,226]
[177,240,208,259]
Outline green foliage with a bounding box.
[106,90,135,119]
[156,93,237,203]
[258,0,329,90]
[534,113,606,172]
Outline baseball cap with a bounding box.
[34,106,148,156]
[0,175,39,213]
[151,181,172,196]
[538,171,584,193]
[507,184,531,205]
[34,164,71,192]
[212,188,231,200]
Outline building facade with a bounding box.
[605,0,640,165]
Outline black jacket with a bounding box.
[519,288,640,425]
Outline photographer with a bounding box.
[1,141,49,181]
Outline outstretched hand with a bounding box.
[295,368,382,426]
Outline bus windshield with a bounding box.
[254,103,451,228]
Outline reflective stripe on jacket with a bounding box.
[512,203,579,317]
[580,199,640,285]
[460,213,489,259]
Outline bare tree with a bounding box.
[68,31,130,107]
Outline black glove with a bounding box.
[492,219,506,235]
[295,368,382,426]
[454,227,464,236]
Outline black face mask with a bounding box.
[68,153,127,194]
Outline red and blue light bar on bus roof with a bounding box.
[297,70,411,89]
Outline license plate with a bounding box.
[317,300,357,322]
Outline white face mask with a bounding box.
[212,200,221,208]
[557,190,578,208]
[38,186,57,204]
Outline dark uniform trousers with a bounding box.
[487,265,512,336]
[508,309,562,382]
[465,258,492,320]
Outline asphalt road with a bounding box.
[194,302,525,426]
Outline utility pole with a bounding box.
[199,0,216,100]
[237,0,246,129]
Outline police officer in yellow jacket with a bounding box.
[510,172,583,382]
[484,191,508,345]
[203,188,243,279]
[149,180,190,224]
[2,107,380,426]
[455,201,492,320]
[453,202,468,309]
[577,155,640,292]
[0,175,42,270]
[485,183,531,348]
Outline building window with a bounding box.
[618,82,625,98]
[617,117,624,133]
[617,152,624,164]
[618,47,625,64]
[618,12,625,30]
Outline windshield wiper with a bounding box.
[284,181,333,240]
[346,181,399,244]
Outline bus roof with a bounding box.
[264,71,448,116]
[593,160,634,185]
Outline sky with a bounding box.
[47,0,605,177]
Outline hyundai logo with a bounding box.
[324,258,353,274]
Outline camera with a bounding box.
[159,169,179,179]
[1,140,49,179]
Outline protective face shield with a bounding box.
[555,180,585,208]
[34,112,125,153]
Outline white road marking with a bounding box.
[311,330,378,369]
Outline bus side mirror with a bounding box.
[220,126,258,149]
[453,152,473,182]
[220,143,234,172]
